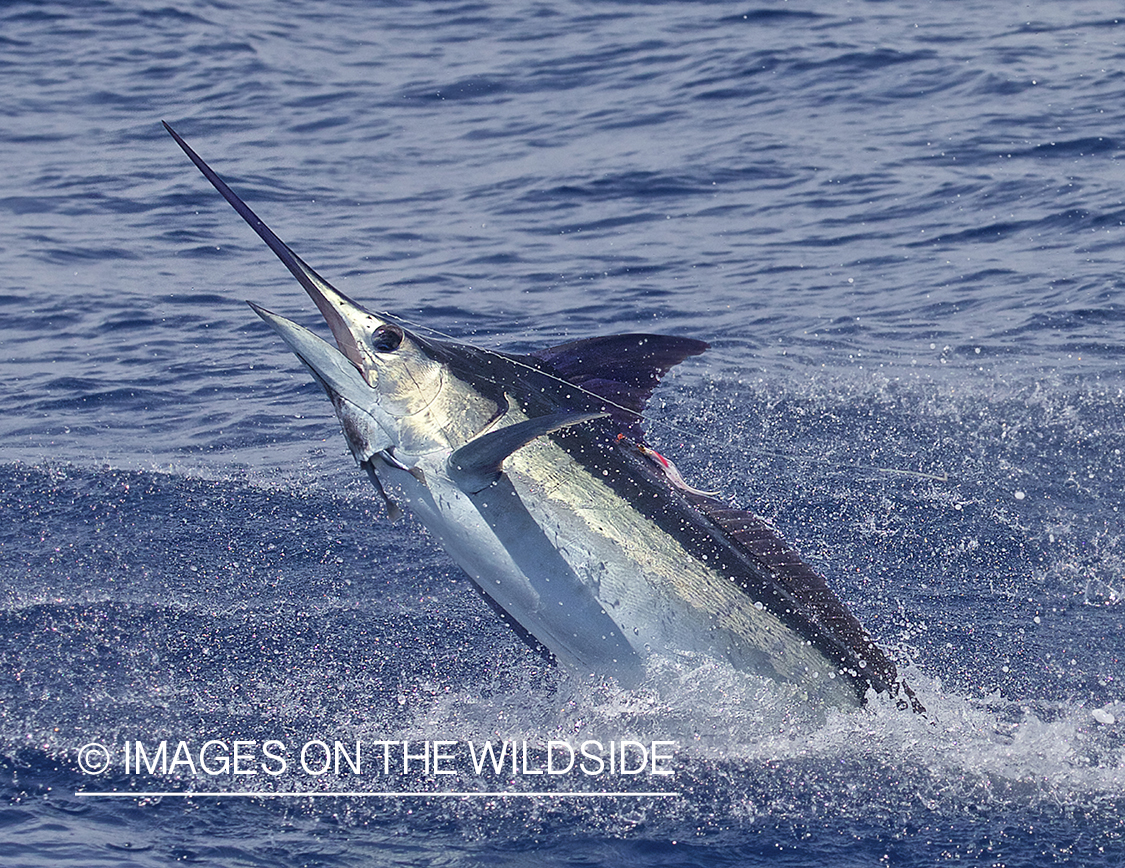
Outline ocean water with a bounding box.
[2,0,1124,865]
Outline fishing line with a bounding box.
[377,310,951,484]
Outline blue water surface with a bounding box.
[1,1,1123,865]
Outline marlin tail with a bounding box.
[165,122,921,712]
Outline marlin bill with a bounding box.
[165,123,921,712]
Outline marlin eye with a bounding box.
[371,324,403,353]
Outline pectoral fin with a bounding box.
[448,411,607,493]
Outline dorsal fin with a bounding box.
[686,493,919,707]
[532,334,708,436]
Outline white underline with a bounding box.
[75,790,681,799]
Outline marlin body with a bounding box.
[166,123,920,711]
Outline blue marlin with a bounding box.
[165,123,921,712]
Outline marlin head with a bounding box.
[164,122,493,465]
[258,270,446,421]
[243,301,394,465]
